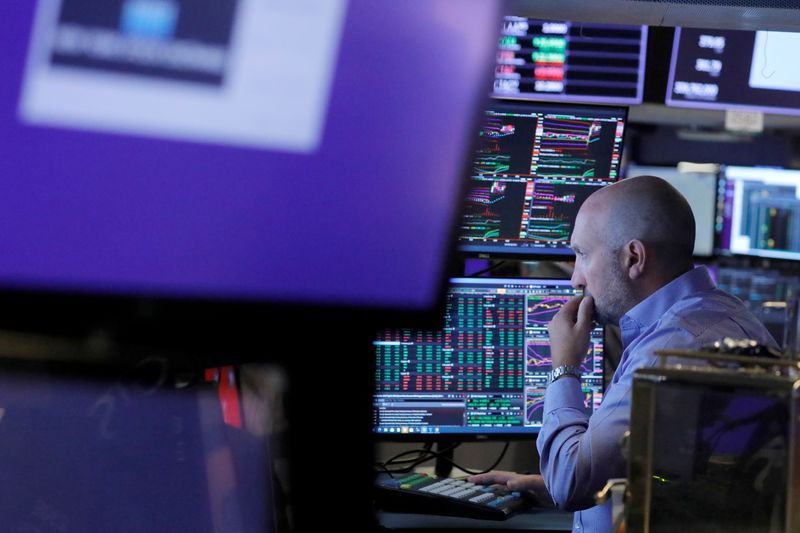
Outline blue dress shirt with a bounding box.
[536,266,776,532]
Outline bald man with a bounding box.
[470,176,776,533]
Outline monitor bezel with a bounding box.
[373,275,606,442]
[456,98,629,262]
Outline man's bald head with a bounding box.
[581,175,695,277]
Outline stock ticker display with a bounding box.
[493,17,647,105]
[373,278,604,436]
[459,101,626,257]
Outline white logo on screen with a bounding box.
[19,0,348,153]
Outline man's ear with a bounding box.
[623,239,646,280]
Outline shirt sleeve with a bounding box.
[536,326,697,511]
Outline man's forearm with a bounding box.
[537,377,598,511]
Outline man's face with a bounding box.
[569,206,636,325]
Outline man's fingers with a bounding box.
[577,294,594,328]
[555,295,582,322]
[468,471,515,485]
[470,472,552,505]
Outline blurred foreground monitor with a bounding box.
[0,358,288,532]
[3,0,501,315]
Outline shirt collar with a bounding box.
[619,266,715,334]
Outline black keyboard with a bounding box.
[374,472,533,520]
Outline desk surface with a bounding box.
[377,509,573,532]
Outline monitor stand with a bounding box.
[434,441,455,478]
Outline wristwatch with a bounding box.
[547,364,582,386]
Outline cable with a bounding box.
[375,441,511,478]
[467,260,507,278]
[376,442,459,476]
[439,441,511,476]
[375,444,438,476]
[381,443,436,466]
[388,443,435,464]
[761,31,775,79]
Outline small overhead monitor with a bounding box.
[373,277,604,438]
[457,100,627,259]
[666,27,800,116]
[624,163,718,257]
[494,17,648,105]
[716,165,800,261]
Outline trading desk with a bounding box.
[373,469,573,532]
[377,509,573,532]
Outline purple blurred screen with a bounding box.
[0,0,500,310]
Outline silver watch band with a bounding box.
[548,364,582,386]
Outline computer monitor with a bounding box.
[716,166,800,261]
[624,163,718,257]
[1,0,501,313]
[716,266,800,311]
[716,265,799,345]
[666,27,800,116]
[373,277,604,438]
[0,359,278,532]
[457,100,627,259]
[494,17,648,105]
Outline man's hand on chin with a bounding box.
[548,294,595,368]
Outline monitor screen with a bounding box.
[717,266,799,310]
[373,277,604,437]
[493,17,647,105]
[716,265,798,345]
[457,100,626,258]
[1,0,501,311]
[666,27,800,115]
[624,163,718,257]
[716,166,800,261]
[0,362,277,532]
